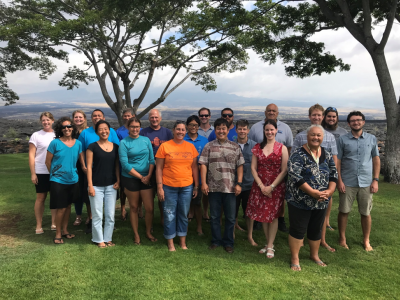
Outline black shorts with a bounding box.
[121,176,152,192]
[35,174,51,194]
[288,203,327,241]
[50,181,80,209]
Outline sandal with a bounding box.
[146,236,157,242]
[105,241,115,247]
[35,228,44,235]
[73,217,82,226]
[97,243,107,248]
[53,238,64,244]
[266,248,275,258]
[259,244,273,254]
[290,264,301,271]
[51,225,56,231]
[62,233,75,239]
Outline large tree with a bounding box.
[0,1,67,105]
[249,0,400,184]
[3,0,259,124]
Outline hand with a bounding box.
[201,183,209,196]
[192,189,198,199]
[370,180,378,194]
[338,180,346,193]
[235,184,242,196]
[261,185,272,197]
[113,181,119,190]
[141,175,150,185]
[310,189,326,201]
[31,174,38,185]
[157,186,165,201]
[88,186,95,197]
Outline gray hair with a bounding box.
[149,109,161,118]
[122,108,134,115]
[306,124,324,135]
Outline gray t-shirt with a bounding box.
[248,120,293,148]
[324,126,347,143]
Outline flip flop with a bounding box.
[326,225,334,231]
[146,236,157,242]
[202,217,211,222]
[51,225,56,231]
[35,228,44,235]
[322,244,336,253]
[97,243,107,248]
[133,240,141,245]
[53,238,64,244]
[62,233,75,239]
[290,264,301,271]
[105,241,115,247]
[313,260,327,267]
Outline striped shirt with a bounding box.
[292,130,338,156]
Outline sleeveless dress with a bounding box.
[245,142,285,223]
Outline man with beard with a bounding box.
[208,108,238,142]
[322,107,347,143]
[321,107,347,230]
[78,109,120,233]
[337,111,380,252]
[140,109,173,225]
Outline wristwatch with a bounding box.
[373,178,379,182]
[237,182,242,187]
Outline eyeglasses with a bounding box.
[199,114,209,118]
[326,107,337,112]
[188,124,199,128]
[349,119,364,123]
[61,125,73,129]
[222,113,233,118]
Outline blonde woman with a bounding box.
[29,112,57,234]
[71,110,90,226]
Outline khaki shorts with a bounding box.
[339,186,373,216]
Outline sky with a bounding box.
[4,1,400,116]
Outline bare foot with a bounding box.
[235,224,245,232]
[364,242,373,252]
[248,238,258,246]
[321,242,336,253]
[339,239,349,249]
[168,245,176,252]
[179,244,188,250]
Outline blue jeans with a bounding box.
[209,192,236,248]
[89,185,117,243]
[162,184,193,239]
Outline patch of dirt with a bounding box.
[0,213,23,248]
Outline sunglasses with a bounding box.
[61,125,73,129]
[199,114,209,118]
[222,113,233,118]
[325,107,337,112]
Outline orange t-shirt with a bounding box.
[155,140,199,187]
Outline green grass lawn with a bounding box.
[1,154,399,299]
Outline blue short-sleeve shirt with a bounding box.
[47,139,82,185]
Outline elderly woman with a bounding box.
[29,112,57,234]
[45,117,83,244]
[86,120,120,248]
[119,117,156,245]
[156,120,199,251]
[72,110,90,226]
[286,125,337,271]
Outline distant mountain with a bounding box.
[0,88,386,120]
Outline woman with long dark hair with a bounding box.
[246,119,288,258]
[45,117,83,244]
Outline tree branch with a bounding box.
[377,0,398,51]
[361,0,373,38]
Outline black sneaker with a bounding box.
[278,218,288,233]
[85,219,92,234]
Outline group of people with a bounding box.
[29,103,380,271]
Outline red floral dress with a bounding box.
[246,142,285,223]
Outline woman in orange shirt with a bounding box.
[156,120,199,251]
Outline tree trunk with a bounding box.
[370,52,400,184]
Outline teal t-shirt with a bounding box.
[119,136,155,178]
[47,139,82,184]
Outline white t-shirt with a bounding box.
[238,143,245,151]
[29,130,55,174]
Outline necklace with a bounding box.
[306,144,320,165]
[98,141,110,151]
